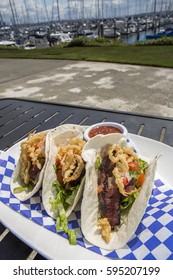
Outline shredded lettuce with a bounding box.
[120,193,138,212]
[51,180,78,245]
[66,186,79,206]
[51,181,79,210]
[139,158,149,172]
[13,185,33,193]
[56,213,76,245]
[56,213,67,230]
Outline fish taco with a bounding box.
[81,134,157,250]
[42,128,86,244]
[42,128,86,219]
[11,131,49,201]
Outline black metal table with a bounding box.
[0,98,173,260]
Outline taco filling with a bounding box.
[14,131,47,193]
[96,144,148,243]
[50,137,86,244]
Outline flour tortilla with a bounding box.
[81,134,157,250]
[42,127,85,219]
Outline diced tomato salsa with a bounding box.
[89,126,122,138]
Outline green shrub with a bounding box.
[134,36,173,46]
[66,36,124,47]
[67,37,92,47]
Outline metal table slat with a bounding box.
[163,129,173,147]
[0,106,33,127]
[0,104,20,118]
[139,118,173,146]
[0,224,6,235]
[0,106,40,137]
[0,232,33,260]
[0,105,57,136]
[34,253,47,260]
[123,116,161,139]
[0,103,10,112]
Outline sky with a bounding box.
[0,0,173,25]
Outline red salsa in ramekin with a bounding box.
[84,122,128,141]
[89,125,122,138]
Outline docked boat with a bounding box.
[47,32,72,45]
[24,43,36,50]
[34,30,47,39]
[0,40,16,46]
[146,29,173,40]
[103,28,121,38]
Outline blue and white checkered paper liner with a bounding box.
[0,150,173,260]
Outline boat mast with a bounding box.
[23,0,30,25]
[12,0,20,26]
[153,0,157,34]
[126,0,129,16]
[43,0,49,22]
[67,0,71,20]
[35,4,40,24]
[113,0,117,18]
[0,11,5,27]
[9,0,16,26]
[21,5,26,25]
[139,0,142,15]
[146,0,149,14]
[118,0,121,17]
[153,0,157,15]
[56,0,61,22]
[111,0,114,18]
[168,0,172,12]
[81,0,84,21]
[101,0,103,19]
[97,0,100,19]
[51,0,54,22]
[74,1,78,20]
[73,2,77,20]
[160,0,164,13]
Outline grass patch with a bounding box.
[0,39,173,68]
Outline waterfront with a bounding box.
[121,28,168,44]
[1,9,173,48]
[0,0,173,48]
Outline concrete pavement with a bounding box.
[0,58,173,117]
